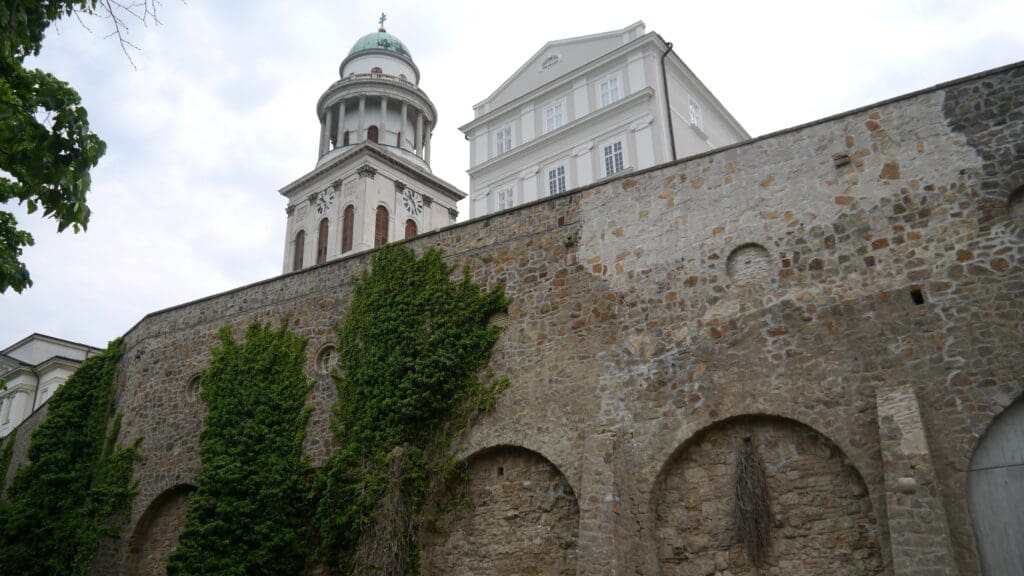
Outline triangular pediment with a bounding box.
[477,21,646,114]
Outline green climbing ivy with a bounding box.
[314,245,509,575]
[0,429,15,490]
[166,321,314,576]
[0,339,140,576]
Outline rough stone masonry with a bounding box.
[6,62,1022,576]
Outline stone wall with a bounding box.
[5,62,1019,576]
[653,416,883,575]
[2,403,46,490]
[124,485,195,576]
[421,446,580,575]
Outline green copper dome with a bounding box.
[348,30,412,61]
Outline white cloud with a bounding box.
[1,0,1022,347]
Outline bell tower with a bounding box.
[279,20,465,273]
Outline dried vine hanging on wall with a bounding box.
[734,436,772,568]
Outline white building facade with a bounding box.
[280,25,464,273]
[0,334,101,437]
[461,21,749,218]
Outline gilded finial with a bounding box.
[378,12,387,32]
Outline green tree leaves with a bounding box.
[0,1,107,292]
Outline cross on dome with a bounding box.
[378,12,387,32]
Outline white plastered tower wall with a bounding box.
[461,21,749,218]
[280,25,465,273]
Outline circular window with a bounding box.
[487,311,509,329]
[726,243,771,286]
[1009,186,1024,220]
[316,345,337,375]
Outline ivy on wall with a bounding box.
[0,429,15,489]
[314,245,509,574]
[0,340,140,576]
[166,322,314,576]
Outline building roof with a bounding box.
[2,333,101,358]
[349,29,413,62]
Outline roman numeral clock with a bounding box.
[403,188,423,215]
[315,187,335,215]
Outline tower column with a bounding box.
[381,97,389,144]
[415,109,424,156]
[400,101,409,150]
[324,106,335,150]
[358,96,366,142]
[335,100,346,146]
[424,120,432,164]
[318,116,329,156]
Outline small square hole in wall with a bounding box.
[910,288,925,305]
[497,466,504,478]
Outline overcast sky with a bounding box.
[0,0,1021,349]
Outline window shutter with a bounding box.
[374,206,389,247]
[316,218,329,264]
[342,206,354,253]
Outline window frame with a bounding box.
[292,229,306,271]
[374,205,389,247]
[495,124,513,155]
[496,186,515,211]
[689,97,703,130]
[599,74,621,107]
[316,217,329,265]
[547,163,567,196]
[602,140,625,177]
[543,98,566,134]
[341,204,354,253]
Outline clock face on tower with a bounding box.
[315,187,335,215]
[403,189,423,215]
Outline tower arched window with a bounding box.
[292,230,305,271]
[367,125,379,143]
[371,66,382,74]
[405,219,418,239]
[342,205,354,253]
[342,130,350,146]
[316,218,329,265]
[396,131,401,147]
[374,206,389,247]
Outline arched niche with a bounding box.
[968,396,1024,575]
[126,484,196,576]
[652,415,883,576]
[420,445,579,575]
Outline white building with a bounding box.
[0,334,101,437]
[461,21,749,218]
[280,23,464,273]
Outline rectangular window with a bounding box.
[547,165,566,196]
[689,98,703,130]
[544,101,565,133]
[599,77,620,107]
[495,125,512,154]
[603,141,624,177]
[497,187,515,210]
